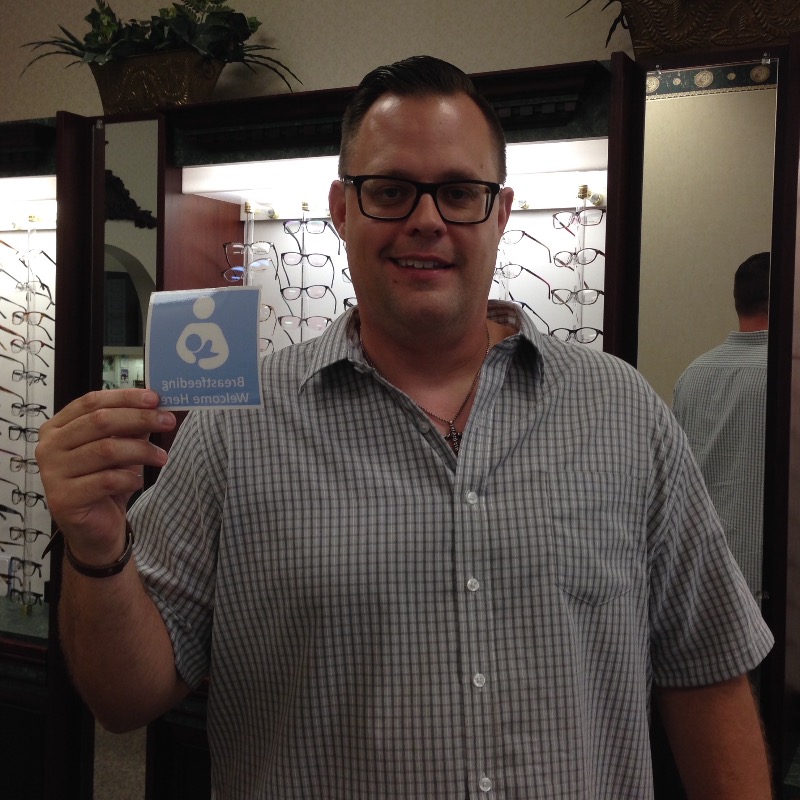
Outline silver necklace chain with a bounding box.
[360,325,491,454]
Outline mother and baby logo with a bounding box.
[146,287,263,410]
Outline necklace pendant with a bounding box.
[444,422,462,454]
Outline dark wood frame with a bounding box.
[634,41,800,790]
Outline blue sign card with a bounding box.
[146,286,263,410]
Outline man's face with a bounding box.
[329,92,513,341]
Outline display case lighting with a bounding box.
[181,139,609,218]
[0,175,57,231]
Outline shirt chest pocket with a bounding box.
[546,471,645,607]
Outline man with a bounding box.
[672,252,769,603]
[37,56,772,798]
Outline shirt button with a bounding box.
[479,776,492,792]
[473,673,486,688]
[466,491,479,505]
[467,577,480,592]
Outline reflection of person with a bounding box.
[672,252,770,602]
[37,57,772,798]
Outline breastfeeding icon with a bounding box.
[175,295,230,370]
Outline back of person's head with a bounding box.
[734,252,770,318]
[338,55,507,182]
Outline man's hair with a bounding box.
[734,251,770,317]
[338,55,507,182]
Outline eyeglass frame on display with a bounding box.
[552,208,606,234]
[281,252,335,287]
[9,456,39,475]
[11,309,55,340]
[222,241,280,283]
[277,315,332,333]
[280,285,338,315]
[9,556,43,577]
[500,230,552,262]
[550,326,604,343]
[9,526,47,543]
[283,219,342,254]
[11,368,47,386]
[8,588,43,606]
[551,288,605,306]
[11,402,49,419]
[553,248,606,269]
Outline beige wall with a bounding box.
[638,87,777,404]
[3,0,632,122]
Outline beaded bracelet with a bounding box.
[42,521,135,579]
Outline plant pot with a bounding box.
[89,50,226,115]
[621,0,800,59]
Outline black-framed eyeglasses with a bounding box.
[552,208,605,232]
[281,252,334,269]
[341,268,352,284]
[9,527,46,543]
[10,556,43,577]
[551,288,604,306]
[281,252,334,286]
[9,456,39,475]
[11,368,47,386]
[550,326,604,343]
[258,338,275,354]
[12,488,47,508]
[500,230,552,262]
[343,174,502,224]
[553,248,606,269]
[343,297,357,310]
[11,402,49,419]
[281,285,337,314]
[8,424,39,443]
[8,589,43,606]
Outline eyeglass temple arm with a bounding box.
[525,234,552,262]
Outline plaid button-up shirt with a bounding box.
[132,301,772,799]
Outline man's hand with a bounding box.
[36,388,175,565]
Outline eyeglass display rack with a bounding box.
[0,228,55,630]
[224,195,606,356]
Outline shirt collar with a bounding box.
[725,330,769,346]
[298,299,545,390]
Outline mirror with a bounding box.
[638,60,776,399]
[636,54,783,797]
[638,60,778,600]
[637,60,776,610]
[101,120,157,390]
